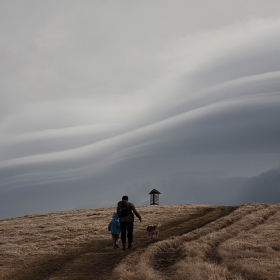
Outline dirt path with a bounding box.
[10,206,237,280]
[153,206,237,273]
[151,204,276,280]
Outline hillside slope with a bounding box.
[1,203,279,280]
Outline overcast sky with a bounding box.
[1,1,280,219]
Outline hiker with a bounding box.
[108,212,121,249]
[117,195,142,250]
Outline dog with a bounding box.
[146,224,161,238]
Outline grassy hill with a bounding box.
[1,203,280,280]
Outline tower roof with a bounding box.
[149,189,161,194]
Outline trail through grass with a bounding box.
[1,204,279,280]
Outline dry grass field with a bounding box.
[1,203,280,280]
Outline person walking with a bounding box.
[117,195,142,250]
[108,212,121,249]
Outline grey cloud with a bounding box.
[1,1,280,219]
[240,166,280,204]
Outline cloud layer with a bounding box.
[1,1,280,218]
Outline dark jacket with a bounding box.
[117,201,141,223]
[108,212,121,235]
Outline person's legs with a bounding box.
[120,222,127,250]
[112,234,117,248]
[115,234,120,248]
[127,222,134,248]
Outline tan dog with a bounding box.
[146,224,161,238]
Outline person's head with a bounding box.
[122,195,128,201]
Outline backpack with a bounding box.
[117,201,129,217]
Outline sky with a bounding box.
[1,1,280,219]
